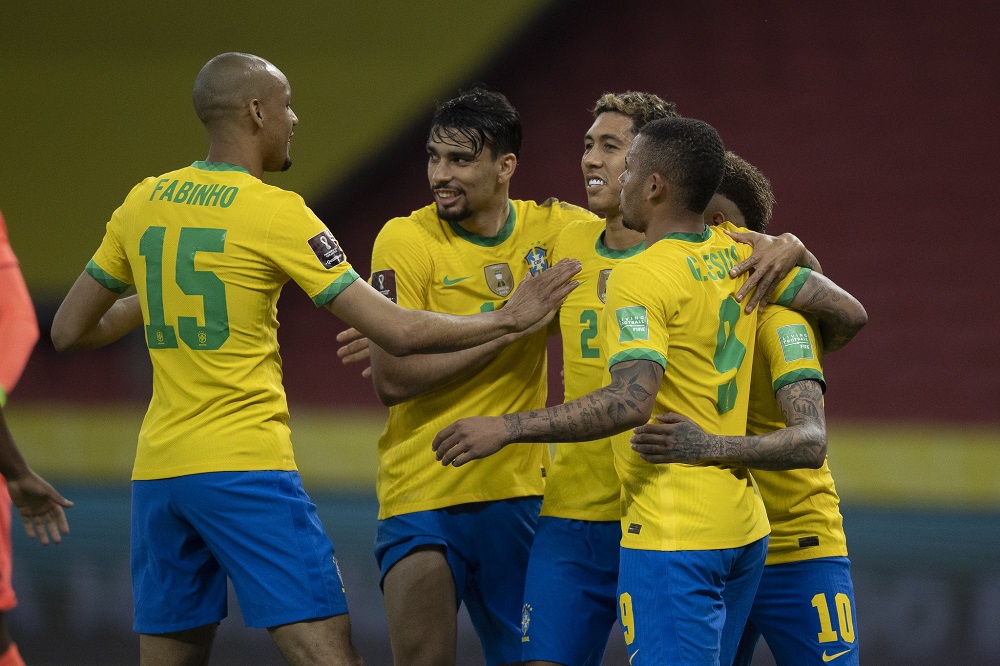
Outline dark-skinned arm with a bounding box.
[784,272,868,353]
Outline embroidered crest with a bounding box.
[484,263,514,297]
[524,246,548,276]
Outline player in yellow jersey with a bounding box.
[49,54,579,666]
[518,92,674,666]
[433,117,856,664]
[629,151,866,666]
[354,88,594,666]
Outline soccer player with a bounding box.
[0,208,74,666]
[432,116,818,664]
[517,91,675,666]
[629,151,865,665]
[49,54,579,666]
[363,88,595,666]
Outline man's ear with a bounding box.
[249,99,264,128]
[647,172,666,204]
[709,210,728,225]
[497,153,517,184]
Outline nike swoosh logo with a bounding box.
[822,649,851,662]
[628,648,639,664]
[443,275,471,285]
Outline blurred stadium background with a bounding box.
[2,1,998,663]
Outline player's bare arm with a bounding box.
[51,273,144,352]
[786,271,868,352]
[630,379,827,470]
[327,258,580,357]
[726,230,824,312]
[0,409,73,545]
[432,359,661,467]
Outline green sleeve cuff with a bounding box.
[773,368,826,394]
[774,267,812,306]
[85,260,131,294]
[0,385,7,408]
[608,348,667,371]
[311,268,361,307]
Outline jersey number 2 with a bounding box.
[139,226,230,351]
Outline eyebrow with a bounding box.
[585,132,627,144]
[426,144,478,160]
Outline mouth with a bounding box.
[433,187,463,206]
[586,176,608,189]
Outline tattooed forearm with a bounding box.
[500,359,661,443]
[727,379,827,470]
[790,273,868,353]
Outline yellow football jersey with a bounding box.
[603,222,806,552]
[747,305,848,565]
[88,161,359,480]
[371,199,596,519]
[542,218,644,522]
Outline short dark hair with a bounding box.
[592,91,679,134]
[429,87,522,159]
[717,151,775,233]
[634,117,724,214]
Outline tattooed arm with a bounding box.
[786,272,868,353]
[629,379,827,470]
[432,359,662,467]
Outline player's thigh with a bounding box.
[719,536,768,666]
[269,614,364,666]
[176,471,350,629]
[749,557,859,666]
[521,517,620,666]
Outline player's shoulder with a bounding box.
[555,215,606,248]
[377,203,440,246]
[515,198,598,225]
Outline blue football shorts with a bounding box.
[733,556,858,666]
[131,471,349,634]
[521,516,620,666]
[617,536,768,666]
[375,497,542,666]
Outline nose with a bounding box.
[582,147,601,169]
[430,160,451,184]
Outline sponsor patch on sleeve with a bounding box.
[308,230,346,269]
[371,269,397,303]
[776,323,814,362]
[616,306,649,342]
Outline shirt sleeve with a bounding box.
[87,204,134,293]
[266,194,359,307]
[601,260,670,371]
[370,218,433,310]
[757,305,826,394]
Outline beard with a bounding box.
[281,157,292,172]
[621,213,643,232]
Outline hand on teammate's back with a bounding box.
[726,230,807,312]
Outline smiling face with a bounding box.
[581,111,635,218]
[426,128,510,223]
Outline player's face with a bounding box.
[582,112,634,218]
[619,136,648,232]
[705,193,745,228]
[427,130,508,222]
[261,68,298,173]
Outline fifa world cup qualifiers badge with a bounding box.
[308,230,346,269]
[372,270,398,303]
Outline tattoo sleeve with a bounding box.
[788,272,868,353]
[501,359,661,443]
[710,379,827,470]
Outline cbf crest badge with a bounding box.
[521,603,532,642]
[598,268,612,303]
[524,246,549,276]
[485,263,514,297]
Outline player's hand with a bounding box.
[432,417,509,467]
[504,259,581,332]
[726,230,807,313]
[629,413,720,464]
[336,327,372,379]
[6,470,73,545]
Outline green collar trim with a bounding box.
[657,224,712,244]
[191,161,251,174]
[596,232,645,259]
[446,201,515,247]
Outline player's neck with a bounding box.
[205,137,262,179]
[603,213,644,250]
[457,198,510,238]
[645,211,706,243]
